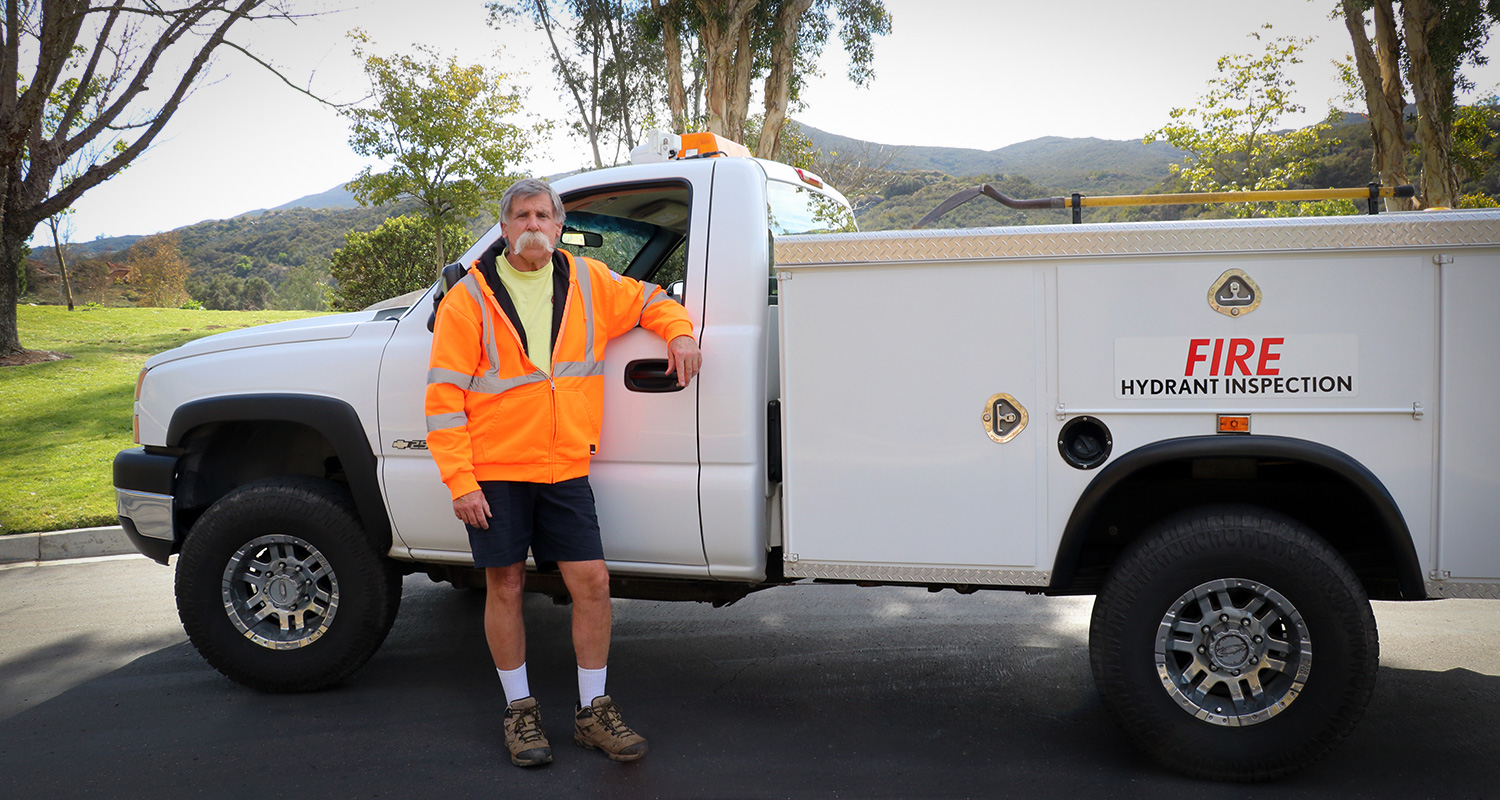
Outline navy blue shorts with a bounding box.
[465,476,604,568]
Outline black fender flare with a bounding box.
[167,394,392,550]
[1050,435,1424,599]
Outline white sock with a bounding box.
[497,664,530,705]
[578,665,607,707]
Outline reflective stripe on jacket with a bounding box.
[425,248,693,498]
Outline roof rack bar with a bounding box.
[915,184,1417,228]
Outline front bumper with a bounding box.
[113,447,179,564]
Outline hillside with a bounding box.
[23,110,1500,308]
[797,122,1186,196]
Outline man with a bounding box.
[426,178,701,768]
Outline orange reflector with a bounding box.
[1217,414,1251,434]
[795,168,824,188]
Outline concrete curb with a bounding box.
[0,525,137,564]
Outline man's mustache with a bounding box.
[515,230,556,254]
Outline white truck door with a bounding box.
[563,179,709,574]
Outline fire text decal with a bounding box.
[1114,335,1357,399]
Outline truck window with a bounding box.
[561,182,692,295]
[766,180,857,236]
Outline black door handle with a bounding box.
[624,359,685,393]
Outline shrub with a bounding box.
[328,214,471,311]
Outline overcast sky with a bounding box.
[58,0,1500,242]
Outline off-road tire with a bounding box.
[1089,505,1378,781]
[176,476,402,692]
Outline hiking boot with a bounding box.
[573,695,648,762]
[503,696,552,767]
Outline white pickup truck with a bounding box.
[114,138,1500,781]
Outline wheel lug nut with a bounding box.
[1231,669,1240,676]
[1240,618,1250,627]
[1219,614,1229,622]
[1198,646,1207,654]
[1253,636,1263,643]
[1250,656,1259,664]
[1202,626,1211,634]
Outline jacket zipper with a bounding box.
[548,258,578,477]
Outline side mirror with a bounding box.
[667,280,685,305]
[561,229,603,247]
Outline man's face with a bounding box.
[502,192,564,266]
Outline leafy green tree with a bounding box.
[273,262,330,311]
[343,33,544,274]
[241,276,275,310]
[1148,29,1342,217]
[1453,95,1499,183]
[1,0,315,358]
[328,215,471,311]
[193,274,246,310]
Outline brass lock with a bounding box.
[981,393,1028,443]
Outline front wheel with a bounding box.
[1089,506,1378,781]
[176,477,402,692]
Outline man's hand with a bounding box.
[453,490,492,529]
[664,335,702,387]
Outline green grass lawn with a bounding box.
[0,305,323,534]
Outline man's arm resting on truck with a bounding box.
[584,256,700,385]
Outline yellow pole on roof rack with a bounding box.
[914,183,1418,228]
[1075,185,1413,208]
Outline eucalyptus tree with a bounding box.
[1338,0,1499,208]
[501,0,891,164]
[489,0,661,168]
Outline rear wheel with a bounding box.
[1089,506,1378,781]
[176,477,402,692]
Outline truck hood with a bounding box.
[144,310,382,368]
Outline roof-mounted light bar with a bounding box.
[631,129,752,164]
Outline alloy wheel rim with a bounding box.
[1154,577,1311,727]
[221,534,340,650]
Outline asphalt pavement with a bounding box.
[1,555,1498,799]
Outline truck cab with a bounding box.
[377,154,854,583]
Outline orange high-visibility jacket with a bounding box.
[425,247,693,499]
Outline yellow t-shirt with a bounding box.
[496,252,554,375]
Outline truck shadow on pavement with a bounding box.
[1,577,1497,799]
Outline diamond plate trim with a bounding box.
[1425,580,1500,600]
[785,560,1051,587]
[775,211,1500,267]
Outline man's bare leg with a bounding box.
[558,559,611,669]
[485,563,528,670]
